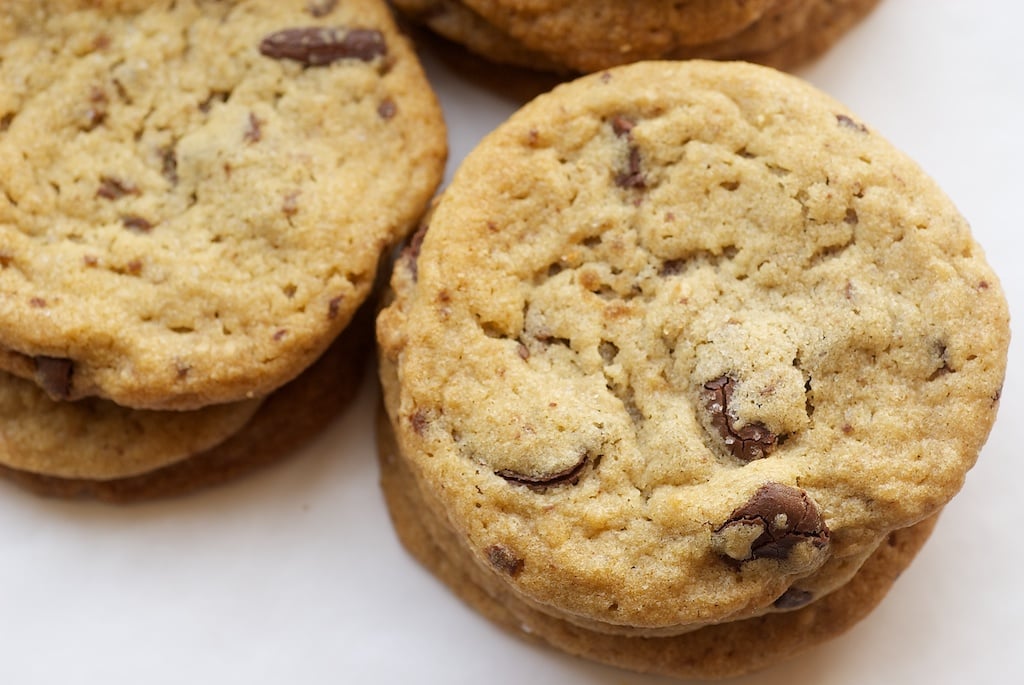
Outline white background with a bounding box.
[1,1,1022,683]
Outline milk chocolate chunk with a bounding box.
[495,454,589,489]
[773,587,814,610]
[703,376,777,461]
[615,147,645,189]
[486,544,524,576]
[714,482,830,562]
[259,27,386,66]
[97,176,138,200]
[35,356,74,401]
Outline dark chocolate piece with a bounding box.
[35,356,74,401]
[773,587,814,610]
[611,115,635,137]
[259,27,386,66]
[703,376,777,461]
[716,483,830,563]
[615,147,646,189]
[485,544,524,576]
[496,454,589,490]
[97,176,138,200]
[377,98,397,120]
[121,215,153,232]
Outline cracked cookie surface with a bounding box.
[0,0,445,409]
[377,61,1009,634]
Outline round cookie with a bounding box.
[390,0,564,72]
[376,60,1009,637]
[393,0,880,74]
[0,371,260,481]
[0,0,446,410]
[744,0,882,71]
[0,299,373,503]
[459,0,779,71]
[377,407,940,679]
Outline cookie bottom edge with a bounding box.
[376,404,938,680]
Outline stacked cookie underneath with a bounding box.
[376,61,1010,678]
[390,0,883,73]
[0,0,446,502]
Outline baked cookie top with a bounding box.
[0,0,445,409]
[459,0,778,71]
[377,61,1009,633]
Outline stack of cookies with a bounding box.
[390,0,883,73]
[0,0,446,501]
[376,60,1010,678]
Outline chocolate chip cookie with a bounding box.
[0,0,445,410]
[375,60,1009,671]
[392,0,881,73]
[0,299,372,502]
[378,407,940,678]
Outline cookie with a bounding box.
[393,0,881,74]
[0,0,445,410]
[744,0,882,71]
[461,0,778,69]
[0,298,373,503]
[376,59,1008,649]
[377,408,940,678]
[390,0,563,72]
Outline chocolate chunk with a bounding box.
[35,356,74,401]
[773,587,814,610]
[97,176,138,200]
[121,215,153,232]
[928,341,953,380]
[703,376,777,461]
[615,147,646,189]
[836,113,868,133]
[409,409,430,436]
[80,87,109,131]
[611,115,635,137]
[327,295,343,319]
[496,454,589,490]
[160,146,178,184]
[259,27,386,66]
[485,545,524,576]
[715,483,830,563]
[199,91,228,113]
[377,98,397,120]
[401,220,429,281]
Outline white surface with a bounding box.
[2,1,1022,683]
